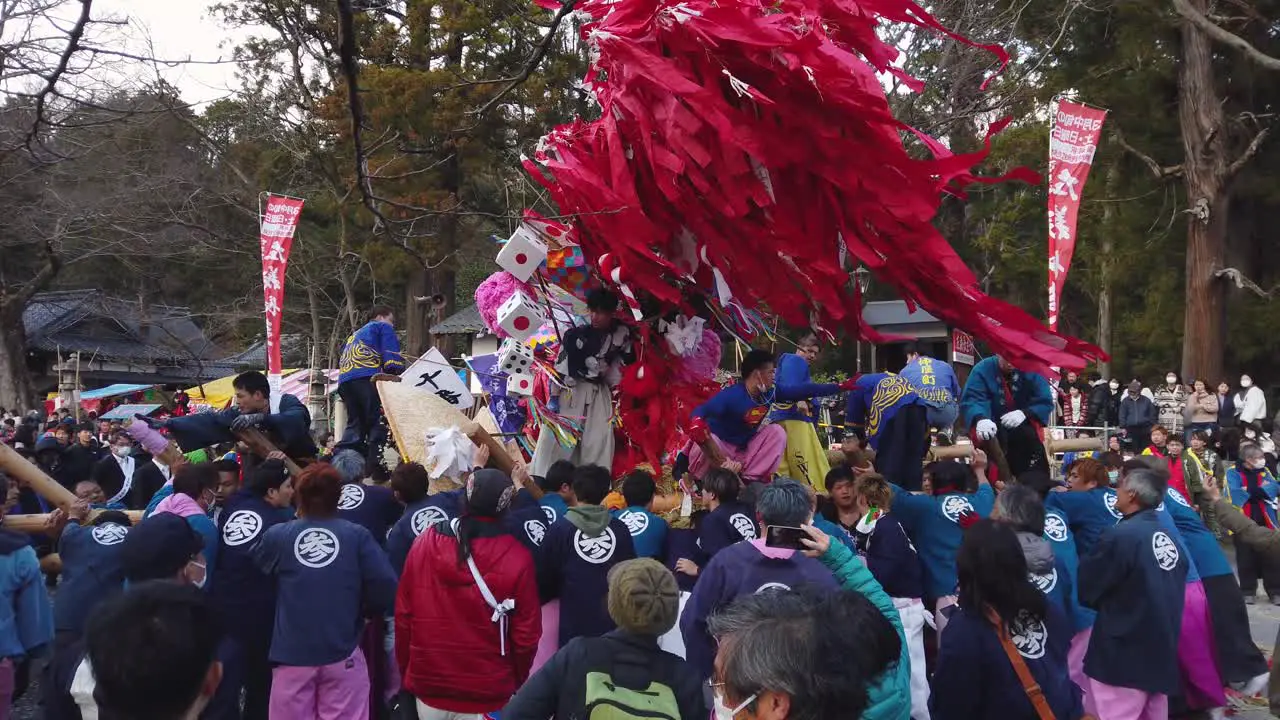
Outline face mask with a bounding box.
[1166,376,1177,385]
[113,445,131,458]
[1107,470,1119,483]
[1242,378,1253,388]
[713,690,758,720]
[1110,382,1120,391]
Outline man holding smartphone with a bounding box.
[680,480,838,682]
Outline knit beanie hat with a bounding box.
[607,558,679,636]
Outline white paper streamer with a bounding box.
[424,425,477,480]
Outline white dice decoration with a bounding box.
[497,338,535,375]
[497,290,546,341]
[495,225,548,283]
[507,372,535,396]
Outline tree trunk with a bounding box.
[1177,0,1232,384]
[0,304,35,411]
[1097,161,1120,379]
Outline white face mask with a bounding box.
[113,445,132,458]
[1109,382,1120,391]
[714,690,758,720]
[1166,376,1177,385]
[1242,377,1253,388]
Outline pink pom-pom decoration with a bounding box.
[475,271,533,339]
[127,419,171,457]
[672,329,722,385]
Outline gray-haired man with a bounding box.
[680,479,838,682]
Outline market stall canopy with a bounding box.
[101,404,162,421]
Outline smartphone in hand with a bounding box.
[765,525,807,550]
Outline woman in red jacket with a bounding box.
[395,469,541,718]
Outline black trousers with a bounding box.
[1235,533,1280,597]
[337,376,387,466]
[1000,421,1048,477]
[203,635,272,720]
[877,404,929,491]
[1202,573,1270,683]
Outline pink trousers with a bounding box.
[1086,679,1167,720]
[529,600,561,674]
[1068,627,1094,717]
[1177,581,1227,710]
[270,647,370,720]
[686,425,786,483]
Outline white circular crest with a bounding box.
[338,484,365,511]
[1009,611,1048,659]
[729,513,756,541]
[91,522,128,546]
[412,506,449,537]
[620,510,649,536]
[940,495,975,523]
[1043,512,1069,543]
[222,510,264,547]
[524,520,546,546]
[293,527,340,569]
[542,506,558,524]
[1152,531,1180,571]
[1103,491,1122,519]
[573,528,617,564]
[755,582,792,594]
[1167,488,1192,508]
[1030,567,1058,594]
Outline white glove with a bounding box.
[976,419,998,439]
[1000,410,1027,428]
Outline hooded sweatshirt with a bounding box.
[536,505,637,647]
[1017,531,1076,624]
[0,528,53,659]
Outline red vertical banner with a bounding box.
[260,194,305,412]
[1047,100,1107,330]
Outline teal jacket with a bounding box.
[818,540,912,720]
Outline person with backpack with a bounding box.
[681,479,840,682]
[931,520,1084,719]
[504,558,706,720]
[537,464,638,648]
[612,469,668,559]
[397,468,541,719]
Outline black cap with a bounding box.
[467,469,516,518]
[119,514,205,583]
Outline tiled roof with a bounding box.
[430,304,488,335]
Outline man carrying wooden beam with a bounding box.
[148,371,317,473]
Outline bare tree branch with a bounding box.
[1226,126,1271,178]
[471,0,580,118]
[1113,127,1184,179]
[22,0,93,151]
[1171,0,1280,72]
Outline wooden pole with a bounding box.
[233,427,303,476]
[467,425,514,475]
[2,509,143,533]
[0,443,78,510]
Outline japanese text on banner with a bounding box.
[1047,101,1107,331]
[260,194,305,412]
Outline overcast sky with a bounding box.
[100,0,252,107]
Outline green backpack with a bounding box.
[580,639,682,719]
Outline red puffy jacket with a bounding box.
[395,523,541,714]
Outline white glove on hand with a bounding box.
[976,419,998,439]
[1000,410,1027,428]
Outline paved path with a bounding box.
[1238,597,1279,718]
